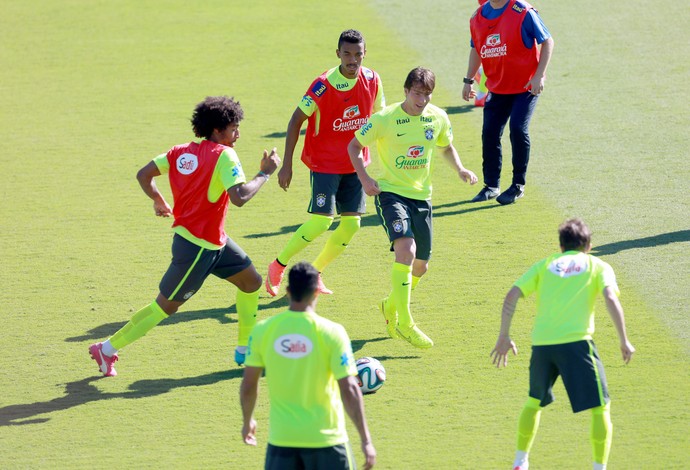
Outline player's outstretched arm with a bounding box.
[348,138,380,196]
[603,286,635,364]
[228,148,281,207]
[239,366,262,446]
[136,161,172,217]
[491,286,522,368]
[439,145,478,185]
[338,375,376,469]
[278,107,308,191]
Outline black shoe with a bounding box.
[496,184,524,205]
[471,186,500,202]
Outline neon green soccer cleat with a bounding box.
[396,324,434,349]
[379,298,399,339]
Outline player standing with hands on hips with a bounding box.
[463,0,554,205]
[89,96,280,375]
[241,262,376,470]
[491,218,635,470]
[266,29,385,297]
[348,67,478,349]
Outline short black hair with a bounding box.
[288,262,319,302]
[191,96,244,140]
[338,29,365,49]
[559,218,592,252]
[404,67,436,93]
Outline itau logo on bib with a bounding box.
[177,153,198,175]
[274,334,313,359]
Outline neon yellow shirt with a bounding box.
[153,144,246,250]
[514,251,620,345]
[355,102,453,200]
[297,66,385,133]
[245,309,357,448]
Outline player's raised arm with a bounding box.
[228,148,280,207]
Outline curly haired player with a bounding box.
[89,96,280,375]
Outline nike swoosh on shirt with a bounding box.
[397,133,406,137]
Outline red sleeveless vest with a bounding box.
[167,140,230,246]
[302,67,379,174]
[470,0,540,94]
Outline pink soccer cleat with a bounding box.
[266,260,286,297]
[316,274,333,295]
[89,342,118,377]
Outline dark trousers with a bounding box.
[481,91,539,188]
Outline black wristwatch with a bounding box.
[463,77,475,85]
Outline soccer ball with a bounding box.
[356,357,386,394]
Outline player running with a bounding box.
[89,96,280,375]
[491,218,635,470]
[266,29,385,297]
[347,67,478,348]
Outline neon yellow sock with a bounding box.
[591,403,612,465]
[236,287,260,346]
[391,262,413,328]
[313,215,360,271]
[411,275,421,290]
[277,214,333,265]
[517,397,542,452]
[109,301,168,350]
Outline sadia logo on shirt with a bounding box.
[176,153,198,175]
[548,255,589,278]
[274,334,313,359]
[407,146,425,158]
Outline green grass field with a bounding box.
[1,0,688,468]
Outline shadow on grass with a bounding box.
[351,336,389,354]
[246,199,493,239]
[263,129,306,139]
[0,369,243,426]
[433,199,502,218]
[70,295,294,343]
[443,105,475,115]
[592,229,690,256]
[68,307,237,343]
[376,355,422,361]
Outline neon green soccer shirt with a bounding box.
[244,309,357,448]
[355,102,453,200]
[514,251,620,345]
